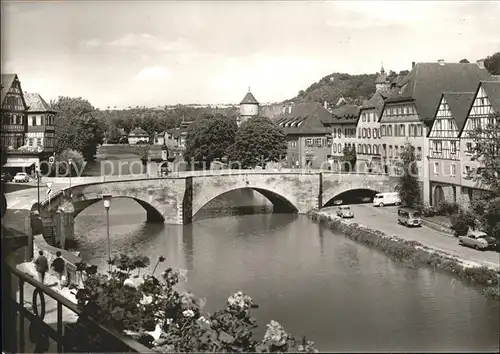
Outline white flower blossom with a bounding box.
[197,316,211,325]
[140,295,153,305]
[166,318,173,325]
[182,309,195,317]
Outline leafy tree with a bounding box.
[52,149,85,176]
[484,52,500,75]
[342,145,357,172]
[396,143,421,208]
[105,124,123,144]
[459,58,470,63]
[184,114,237,166]
[229,117,287,169]
[139,114,162,142]
[52,97,105,161]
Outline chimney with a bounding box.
[438,59,445,66]
[412,62,415,69]
[324,101,328,110]
[476,59,485,69]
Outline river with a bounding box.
[73,191,500,352]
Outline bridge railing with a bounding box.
[4,260,150,353]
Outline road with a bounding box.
[322,204,500,270]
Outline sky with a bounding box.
[1,1,500,109]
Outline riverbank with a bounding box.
[308,209,500,301]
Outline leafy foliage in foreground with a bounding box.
[396,143,421,208]
[69,254,318,353]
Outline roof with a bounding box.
[385,62,492,121]
[1,74,17,105]
[438,92,475,133]
[24,92,54,113]
[330,104,360,121]
[240,91,259,105]
[277,102,333,135]
[129,127,148,136]
[356,90,390,125]
[480,81,500,113]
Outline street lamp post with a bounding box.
[102,194,112,273]
[68,159,73,197]
[36,168,41,214]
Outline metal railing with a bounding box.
[4,261,151,353]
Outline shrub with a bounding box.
[69,254,318,352]
[435,200,460,216]
[51,149,85,176]
[449,213,469,236]
[417,203,437,217]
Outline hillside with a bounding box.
[289,71,404,106]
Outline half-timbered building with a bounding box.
[458,81,500,206]
[1,74,28,151]
[428,92,474,205]
[379,60,492,203]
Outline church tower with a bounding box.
[374,63,390,91]
[238,87,259,126]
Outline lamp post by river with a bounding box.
[102,194,112,273]
[36,168,41,214]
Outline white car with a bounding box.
[13,172,30,183]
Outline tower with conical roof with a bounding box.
[375,63,390,91]
[238,87,259,126]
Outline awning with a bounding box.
[3,161,35,168]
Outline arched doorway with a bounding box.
[433,185,445,206]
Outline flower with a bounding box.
[227,291,254,311]
[166,318,173,325]
[197,316,211,325]
[263,320,289,347]
[140,295,153,305]
[182,309,194,317]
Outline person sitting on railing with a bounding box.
[51,251,66,289]
[34,250,49,284]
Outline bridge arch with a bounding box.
[71,197,165,222]
[321,175,398,208]
[191,187,298,219]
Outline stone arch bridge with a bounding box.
[40,171,398,225]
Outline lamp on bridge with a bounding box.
[102,193,112,273]
[36,168,41,214]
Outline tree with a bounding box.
[484,52,500,75]
[52,97,105,161]
[342,145,357,172]
[459,58,470,63]
[139,114,162,142]
[52,149,85,176]
[229,117,287,169]
[105,124,123,144]
[184,114,237,167]
[396,143,421,208]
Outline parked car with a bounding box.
[1,172,13,182]
[336,205,354,218]
[397,208,422,227]
[458,230,497,251]
[373,192,401,207]
[13,172,30,183]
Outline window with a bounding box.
[450,141,457,154]
[333,144,337,153]
[357,128,361,138]
[381,125,387,136]
[394,124,398,136]
[362,129,366,138]
[450,164,456,176]
[409,124,414,136]
[395,146,399,158]
[36,116,42,125]
[316,138,322,147]
[305,138,313,147]
[362,113,366,122]
[388,125,393,136]
[417,125,423,136]
[464,165,471,176]
[37,138,42,146]
[403,106,408,115]
[466,142,473,154]
[337,143,341,152]
[367,129,371,138]
[399,124,405,136]
[367,113,370,123]
[367,145,372,154]
[28,138,33,146]
[327,138,332,147]
[358,144,362,153]
[434,162,439,175]
[373,128,377,138]
[333,130,337,138]
[417,147,422,160]
[389,145,393,158]
[31,117,36,126]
